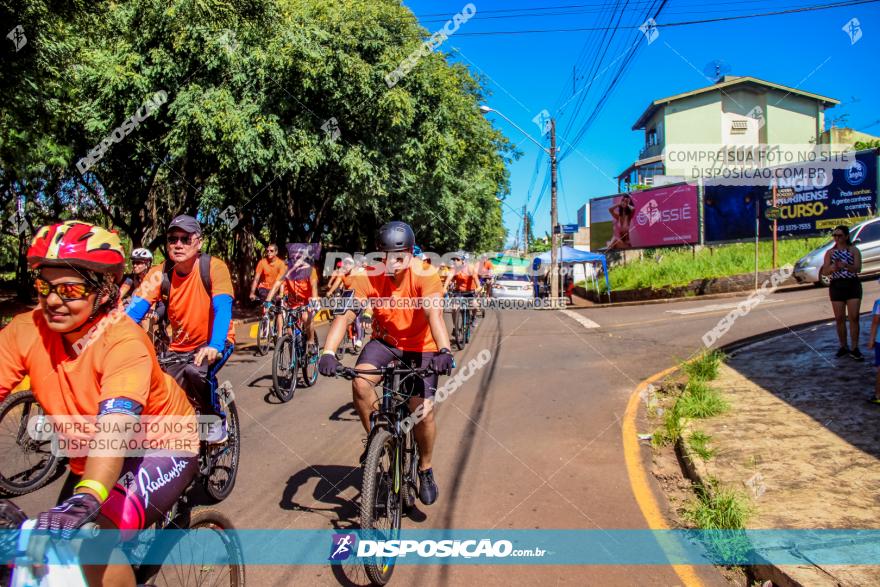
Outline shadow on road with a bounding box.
[279,464,362,528]
[329,402,359,422]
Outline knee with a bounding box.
[352,379,372,401]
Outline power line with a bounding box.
[451,0,880,36]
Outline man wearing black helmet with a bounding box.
[318,221,454,506]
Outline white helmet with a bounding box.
[131,248,153,261]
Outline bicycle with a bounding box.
[335,363,433,586]
[450,294,473,350]
[0,390,59,496]
[256,299,281,356]
[157,349,240,502]
[271,305,320,403]
[0,485,245,586]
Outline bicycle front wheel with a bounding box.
[361,428,401,586]
[203,399,240,503]
[0,390,59,495]
[301,331,319,388]
[256,315,271,356]
[452,310,464,350]
[272,335,297,402]
[135,507,245,587]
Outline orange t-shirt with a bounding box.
[284,267,318,307]
[341,267,366,290]
[451,266,478,292]
[351,265,443,352]
[138,257,236,352]
[254,257,287,291]
[0,310,197,474]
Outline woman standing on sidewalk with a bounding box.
[822,225,864,360]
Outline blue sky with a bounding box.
[402,0,880,246]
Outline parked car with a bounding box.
[793,217,880,286]
[490,272,535,301]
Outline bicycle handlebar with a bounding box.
[334,364,438,380]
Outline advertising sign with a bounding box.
[285,243,322,280]
[589,183,699,250]
[704,150,877,242]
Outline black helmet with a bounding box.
[377,221,415,252]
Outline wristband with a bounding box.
[74,479,109,502]
[439,347,452,355]
[321,350,337,357]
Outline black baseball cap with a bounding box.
[167,215,201,235]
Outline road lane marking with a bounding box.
[665,299,781,315]
[560,309,600,329]
[623,367,704,587]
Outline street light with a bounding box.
[481,105,560,302]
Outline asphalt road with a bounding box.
[16,281,875,586]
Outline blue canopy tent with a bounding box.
[531,246,611,300]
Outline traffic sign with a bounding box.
[764,206,781,221]
[557,223,578,234]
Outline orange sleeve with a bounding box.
[98,328,152,407]
[417,270,444,298]
[210,258,235,298]
[136,266,163,303]
[351,272,374,301]
[0,313,32,400]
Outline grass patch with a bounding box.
[593,237,826,292]
[651,401,683,448]
[684,481,751,530]
[678,380,728,419]
[687,431,715,461]
[682,350,725,381]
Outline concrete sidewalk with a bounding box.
[681,315,880,586]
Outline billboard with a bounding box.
[285,243,322,280]
[589,183,699,250]
[704,150,878,242]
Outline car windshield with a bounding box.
[499,273,530,282]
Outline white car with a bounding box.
[793,218,880,286]
[490,272,534,300]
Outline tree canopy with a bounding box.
[1,0,513,296]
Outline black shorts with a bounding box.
[255,287,270,302]
[356,339,439,399]
[829,277,862,302]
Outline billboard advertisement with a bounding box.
[285,243,322,280]
[589,183,699,250]
[704,150,878,242]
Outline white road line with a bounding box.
[665,298,782,315]
[561,309,600,329]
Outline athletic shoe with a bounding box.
[418,468,439,505]
[850,348,865,361]
[835,346,850,358]
[206,420,228,444]
[354,340,363,351]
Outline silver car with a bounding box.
[793,218,880,286]
[490,272,535,300]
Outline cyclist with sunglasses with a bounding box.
[318,221,455,506]
[126,215,235,441]
[249,243,286,305]
[0,221,199,586]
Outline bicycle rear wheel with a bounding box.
[256,314,271,356]
[202,399,240,503]
[272,335,297,402]
[301,331,319,387]
[361,428,401,586]
[452,310,464,350]
[0,390,59,496]
[135,507,245,587]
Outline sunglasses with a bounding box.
[132,260,150,265]
[167,235,194,245]
[34,278,93,301]
[833,233,845,237]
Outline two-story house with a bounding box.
[616,76,839,190]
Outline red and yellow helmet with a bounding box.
[27,221,126,283]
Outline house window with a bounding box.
[730,120,749,135]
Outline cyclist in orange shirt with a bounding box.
[0,221,198,585]
[326,257,365,350]
[266,243,320,352]
[126,215,235,442]
[444,252,479,335]
[249,243,286,304]
[319,222,454,506]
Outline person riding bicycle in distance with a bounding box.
[126,215,235,442]
[266,243,321,352]
[318,221,454,506]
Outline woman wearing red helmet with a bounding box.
[0,221,198,586]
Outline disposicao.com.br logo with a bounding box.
[330,535,546,560]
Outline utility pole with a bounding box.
[550,118,559,301]
[522,205,529,254]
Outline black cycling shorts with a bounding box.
[356,339,439,399]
